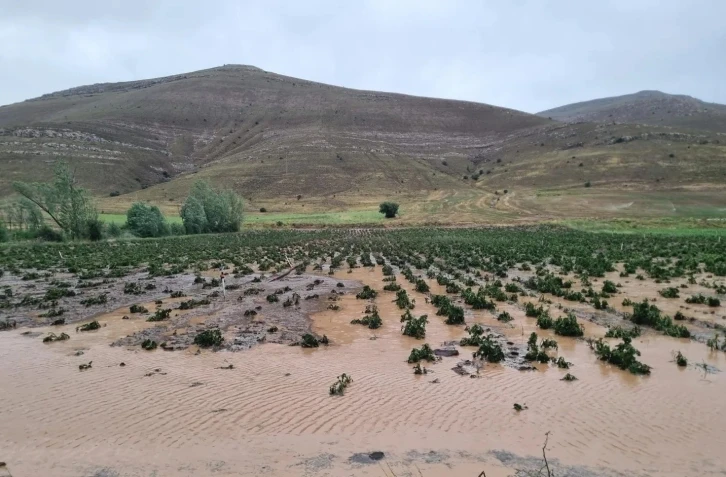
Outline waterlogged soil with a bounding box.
[1,265,726,476]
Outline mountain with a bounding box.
[1,67,725,224]
[537,90,726,133]
[0,64,546,198]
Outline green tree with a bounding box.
[0,221,8,242]
[379,202,399,219]
[13,161,97,239]
[126,202,169,237]
[1,199,44,232]
[181,180,244,234]
[180,196,207,234]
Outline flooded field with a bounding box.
[1,227,726,476]
[1,264,726,477]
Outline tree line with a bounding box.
[0,161,244,242]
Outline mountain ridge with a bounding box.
[537,90,726,133]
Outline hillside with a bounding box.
[1,66,725,224]
[537,90,726,133]
[0,64,546,198]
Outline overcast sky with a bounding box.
[1,0,725,112]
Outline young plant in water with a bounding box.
[473,335,505,363]
[593,336,651,375]
[77,320,101,332]
[408,344,436,363]
[43,332,70,343]
[401,311,427,339]
[194,328,224,348]
[413,363,428,374]
[329,373,353,395]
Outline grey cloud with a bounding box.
[1,0,725,112]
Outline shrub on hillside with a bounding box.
[378,202,399,219]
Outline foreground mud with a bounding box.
[1,264,726,476]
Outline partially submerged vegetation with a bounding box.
[592,337,651,375]
[329,373,353,395]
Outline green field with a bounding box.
[99,210,385,227]
[562,218,726,236]
[99,213,184,225]
[244,210,384,225]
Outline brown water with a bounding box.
[1,268,725,476]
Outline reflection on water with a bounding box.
[0,267,725,476]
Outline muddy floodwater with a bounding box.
[1,267,726,477]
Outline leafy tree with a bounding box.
[86,218,104,241]
[379,202,399,219]
[126,202,169,238]
[0,221,7,242]
[13,161,97,239]
[2,198,44,231]
[181,181,244,234]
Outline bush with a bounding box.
[395,289,414,309]
[593,336,650,375]
[141,339,158,350]
[147,308,171,321]
[473,335,505,363]
[554,313,584,337]
[130,304,148,314]
[378,202,399,219]
[414,278,430,293]
[86,218,104,241]
[554,357,571,369]
[126,202,169,238]
[36,225,64,242]
[459,323,485,346]
[629,299,689,337]
[80,294,107,306]
[604,325,641,339]
[78,320,101,332]
[259,207,267,213]
[383,282,401,292]
[355,286,378,299]
[106,222,122,237]
[659,287,680,298]
[602,280,618,294]
[536,311,554,330]
[350,310,382,329]
[497,311,513,323]
[432,295,465,324]
[401,311,427,339]
[194,328,224,347]
[408,344,436,363]
[44,287,76,301]
[43,332,70,343]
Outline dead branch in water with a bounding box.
[269,264,299,282]
[498,431,553,477]
[541,431,552,477]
